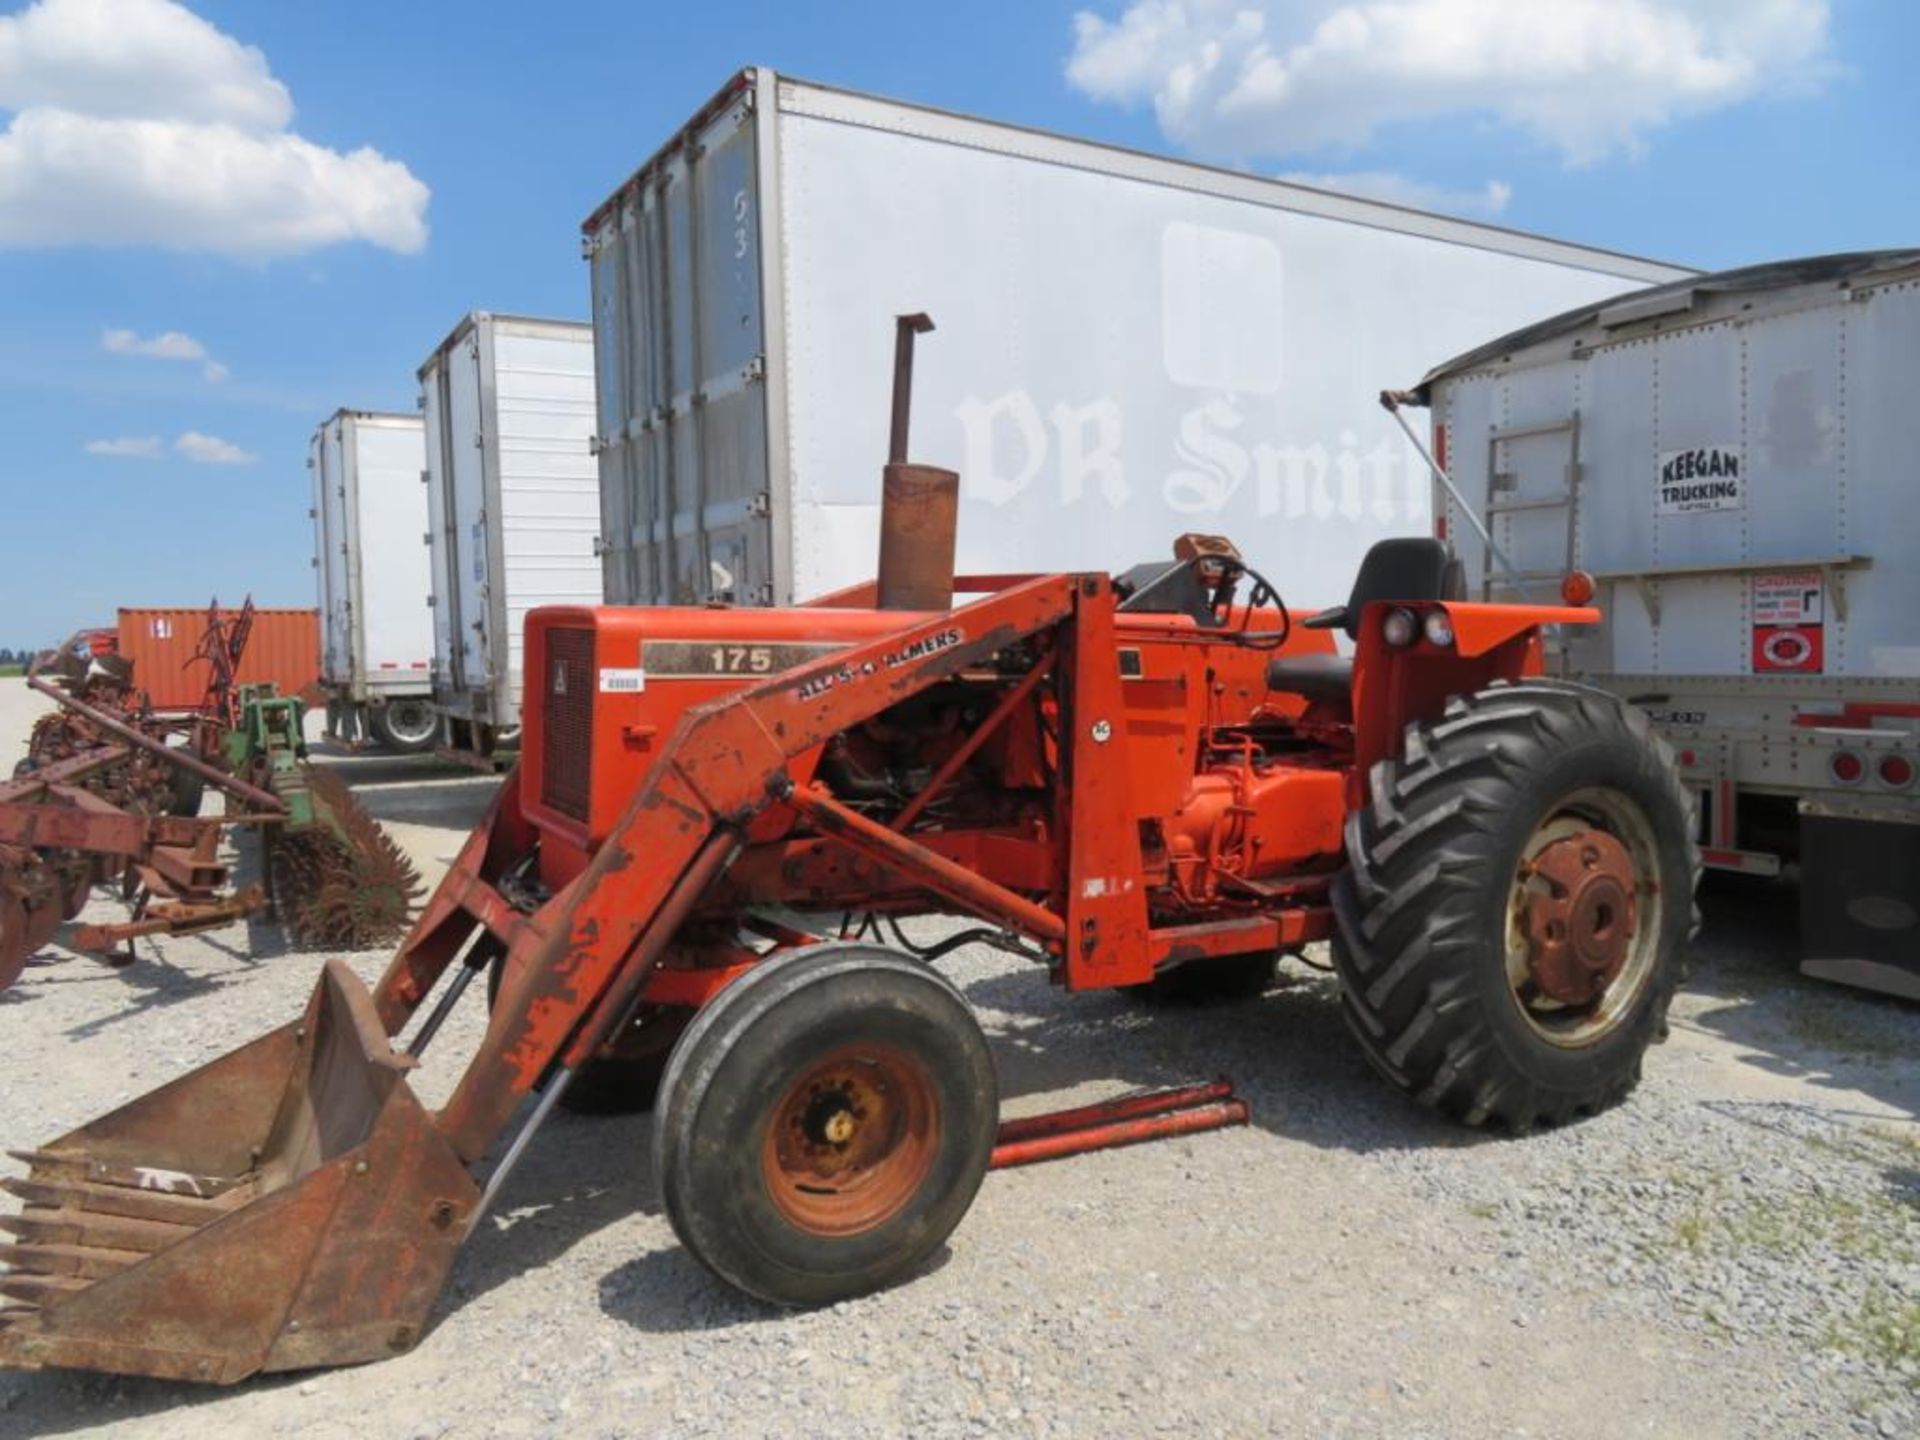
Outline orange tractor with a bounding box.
[0,319,1696,1382]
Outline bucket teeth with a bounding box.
[0,1207,196,1255]
[1,1175,243,1229]
[0,1240,143,1280]
[7,1149,244,1198]
[0,1274,88,1305]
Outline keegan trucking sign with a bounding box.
[1658,445,1743,515]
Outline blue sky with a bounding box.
[1,0,1914,641]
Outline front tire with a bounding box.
[654,943,997,1307]
[1332,680,1699,1130]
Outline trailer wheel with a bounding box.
[1333,680,1699,1130]
[370,700,438,755]
[1123,951,1278,1005]
[654,943,997,1307]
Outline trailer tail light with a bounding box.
[1560,570,1597,607]
[1829,750,1865,786]
[1880,754,1915,789]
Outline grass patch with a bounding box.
[1828,1286,1920,1373]
[0,664,22,677]
[1465,1201,1497,1221]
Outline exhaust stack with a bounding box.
[875,313,959,612]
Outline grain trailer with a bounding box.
[1405,251,1920,997]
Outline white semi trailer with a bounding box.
[583,68,1691,615]
[1407,251,1920,997]
[307,409,437,752]
[419,312,599,765]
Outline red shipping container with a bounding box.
[116,607,321,712]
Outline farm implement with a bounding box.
[0,603,419,989]
[0,319,1697,1382]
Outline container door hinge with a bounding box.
[747,491,772,519]
[592,535,613,557]
[742,354,766,384]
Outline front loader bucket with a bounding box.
[0,960,479,1382]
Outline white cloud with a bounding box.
[0,0,428,256]
[102,326,228,381]
[174,431,256,465]
[1067,0,1834,165]
[1279,169,1511,216]
[85,435,161,458]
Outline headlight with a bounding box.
[1382,607,1418,647]
[1423,609,1455,648]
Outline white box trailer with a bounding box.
[1408,250,1920,996]
[307,409,437,752]
[583,68,1691,614]
[420,313,599,762]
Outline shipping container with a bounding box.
[420,313,599,758]
[583,68,1693,613]
[307,409,437,751]
[1408,250,1920,997]
[115,606,319,712]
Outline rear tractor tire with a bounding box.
[370,699,438,755]
[1332,680,1699,1131]
[655,943,998,1307]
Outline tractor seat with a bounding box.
[1262,652,1353,704]
[1264,538,1463,705]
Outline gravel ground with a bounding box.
[1,675,1916,1439]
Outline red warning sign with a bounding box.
[1751,571,1825,674]
[1752,624,1823,673]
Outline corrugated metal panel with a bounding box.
[115,608,320,712]
[589,78,769,606]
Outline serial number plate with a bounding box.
[641,640,847,678]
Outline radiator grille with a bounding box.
[540,626,594,823]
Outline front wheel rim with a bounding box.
[760,1043,940,1238]
[1504,787,1665,1048]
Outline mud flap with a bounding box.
[0,960,480,1382]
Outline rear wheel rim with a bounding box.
[382,701,436,745]
[760,1043,940,1238]
[1504,787,1664,1048]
